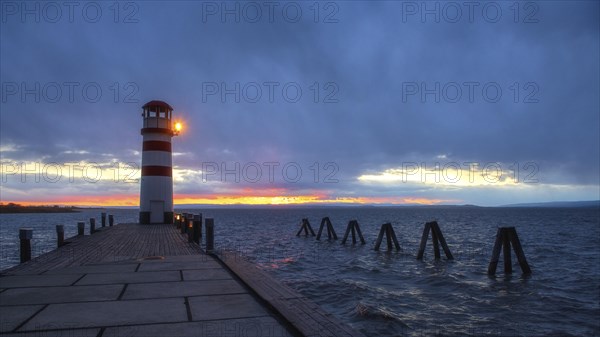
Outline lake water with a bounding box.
[1,206,599,336]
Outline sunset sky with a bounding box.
[1,1,598,207]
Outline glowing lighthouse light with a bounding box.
[139,100,178,224]
[174,122,182,134]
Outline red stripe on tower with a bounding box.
[141,165,173,177]
[143,141,172,152]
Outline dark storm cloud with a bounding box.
[1,1,598,204]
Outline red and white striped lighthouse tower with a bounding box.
[139,100,180,224]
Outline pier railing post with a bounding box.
[187,218,194,243]
[101,212,106,227]
[205,218,214,253]
[56,225,65,247]
[185,214,193,234]
[180,213,187,233]
[90,218,96,234]
[193,214,202,244]
[108,215,114,226]
[77,222,85,236]
[19,228,33,263]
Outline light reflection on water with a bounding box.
[1,206,599,336]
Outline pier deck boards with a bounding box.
[2,223,201,275]
[0,223,365,337]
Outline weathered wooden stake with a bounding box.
[296,218,316,237]
[508,228,532,274]
[90,218,96,234]
[488,228,503,274]
[488,227,531,275]
[431,226,440,259]
[341,220,365,245]
[19,228,33,263]
[416,221,453,260]
[503,229,512,273]
[205,218,214,253]
[374,223,401,251]
[316,217,338,240]
[101,212,106,227]
[193,214,202,244]
[77,221,85,236]
[108,214,114,226]
[56,225,65,247]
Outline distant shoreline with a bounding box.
[0,204,87,214]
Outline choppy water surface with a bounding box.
[1,207,599,336]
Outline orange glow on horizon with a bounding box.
[1,193,454,207]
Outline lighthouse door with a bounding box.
[150,201,164,223]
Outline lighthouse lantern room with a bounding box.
[139,100,178,224]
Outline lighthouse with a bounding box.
[139,100,180,224]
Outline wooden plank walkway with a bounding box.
[2,223,201,275]
[0,223,365,337]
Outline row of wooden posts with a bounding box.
[18,212,115,264]
[173,212,214,253]
[297,217,531,275]
[16,212,216,265]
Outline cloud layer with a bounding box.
[1,1,598,206]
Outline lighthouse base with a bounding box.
[139,212,174,224]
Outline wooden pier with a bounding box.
[0,223,365,337]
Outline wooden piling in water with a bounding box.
[193,214,202,244]
[108,214,114,226]
[488,227,531,275]
[316,217,338,240]
[101,212,106,227]
[508,228,531,274]
[296,218,316,237]
[56,225,65,247]
[374,223,401,251]
[19,228,33,263]
[341,220,365,245]
[205,218,214,253]
[502,230,512,273]
[90,218,96,234]
[416,221,453,260]
[77,222,85,236]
